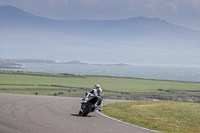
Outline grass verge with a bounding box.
[102,101,200,133]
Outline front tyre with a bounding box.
[79,110,82,115]
[81,102,93,116]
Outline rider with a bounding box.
[82,84,104,111]
[90,84,104,111]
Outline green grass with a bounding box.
[0,89,86,97]
[0,71,200,102]
[1,71,200,92]
[102,101,200,133]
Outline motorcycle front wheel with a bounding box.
[81,102,93,116]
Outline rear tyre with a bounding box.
[81,102,93,116]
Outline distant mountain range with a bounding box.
[0,58,129,68]
[0,6,200,65]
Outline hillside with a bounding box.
[0,6,200,65]
[0,58,21,68]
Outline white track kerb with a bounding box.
[96,111,162,133]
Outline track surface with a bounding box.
[0,93,159,133]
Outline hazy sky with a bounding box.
[0,0,200,31]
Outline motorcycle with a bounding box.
[79,92,102,116]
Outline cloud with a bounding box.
[128,0,178,12]
[0,0,69,10]
[46,0,69,7]
[186,0,200,10]
[80,0,98,5]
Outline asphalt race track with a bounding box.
[0,93,160,133]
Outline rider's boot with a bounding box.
[97,105,102,111]
[96,101,103,111]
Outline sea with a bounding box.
[1,63,200,83]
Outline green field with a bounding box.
[102,101,200,133]
[0,71,200,102]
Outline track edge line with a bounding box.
[96,110,162,133]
